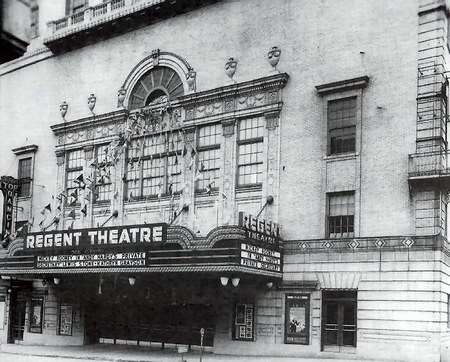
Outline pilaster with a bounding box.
[220,119,237,225]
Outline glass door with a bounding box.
[322,291,357,352]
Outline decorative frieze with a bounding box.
[286,234,445,254]
[178,72,288,123]
[236,93,265,110]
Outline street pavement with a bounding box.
[0,343,389,362]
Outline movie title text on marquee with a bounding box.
[25,223,167,251]
[240,243,281,272]
[36,252,146,269]
[238,212,280,246]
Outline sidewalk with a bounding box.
[0,343,387,362]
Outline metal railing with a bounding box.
[47,0,164,36]
[408,151,450,177]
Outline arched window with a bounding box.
[129,66,184,110]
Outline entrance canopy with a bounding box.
[0,219,282,280]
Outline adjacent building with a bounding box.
[0,1,449,361]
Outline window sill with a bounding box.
[124,194,180,204]
[17,196,31,201]
[236,184,262,194]
[324,152,359,162]
[195,188,219,196]
[93,200,111,205]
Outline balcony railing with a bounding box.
[408,151,450,179]
[47,0,164,36]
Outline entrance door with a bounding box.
[322,290,357,352]
[9,290,27,343]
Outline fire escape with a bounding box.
[408,60,450,188]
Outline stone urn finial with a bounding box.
[186,70,196,92]
[117,87,126,108]
[60,101,68,119]
[88,93,96,113]
[225,57,237,82]
[267,46,281,72]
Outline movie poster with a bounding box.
[285,294,309,344]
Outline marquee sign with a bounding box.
[240,243,281,272]
[24,223,167,253]
[36,252,146,269]
[0,176,19,240]
[238,212,280,247]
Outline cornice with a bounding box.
[51,108,129,135]
[12,144,39,155]
[178,72,289,107]
[0,47,52,76]
[315,75,369,95]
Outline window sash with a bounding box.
[125,133,183,199]
[18,158,32,197]
[327,97,357,155]
[327,192,355,238]
[94,145,112,202]
[237,141,263,186]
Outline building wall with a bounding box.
[213,246,445,361]
[0,0,449,361]
[0,0,419,240]
[2,0,32,42]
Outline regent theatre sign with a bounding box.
[24,223,167,269]
[20,213,282,274]
[238,212,282,273]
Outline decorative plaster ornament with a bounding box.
[88,94,96,113]
[225,58,237,81]
[186,70,196,92]
[267,46,281,71]
[60,101,68,119]
[117,87,126,108]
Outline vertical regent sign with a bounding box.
[0,176,19,240]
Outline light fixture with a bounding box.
[128,277,136,286]
[98,277,104,295]
[53,278,60,285]
[266,281,273,289]
[231,277,240,287]
[220,276,229,286]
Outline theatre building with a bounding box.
[0,0,450,361]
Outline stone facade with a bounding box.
[0,0,449,361]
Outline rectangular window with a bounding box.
[29,297,43,334]
[448,294,450,329]
[59,303,73,336]
[197,124,221,191]
[327,192,355,238]
[237,117,264,186]
[66,149,83,202]
[125,132,183,199]
[18,157,32,197]
[285,294,310,345]
[66,0,88,15]
[94,145,112,202]
[0,295,5,330]
[30,5,39,39]
[322,291,357,350]
[328,97,356,155]
[233,302,254,341]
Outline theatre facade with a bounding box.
[1,0,450,361]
